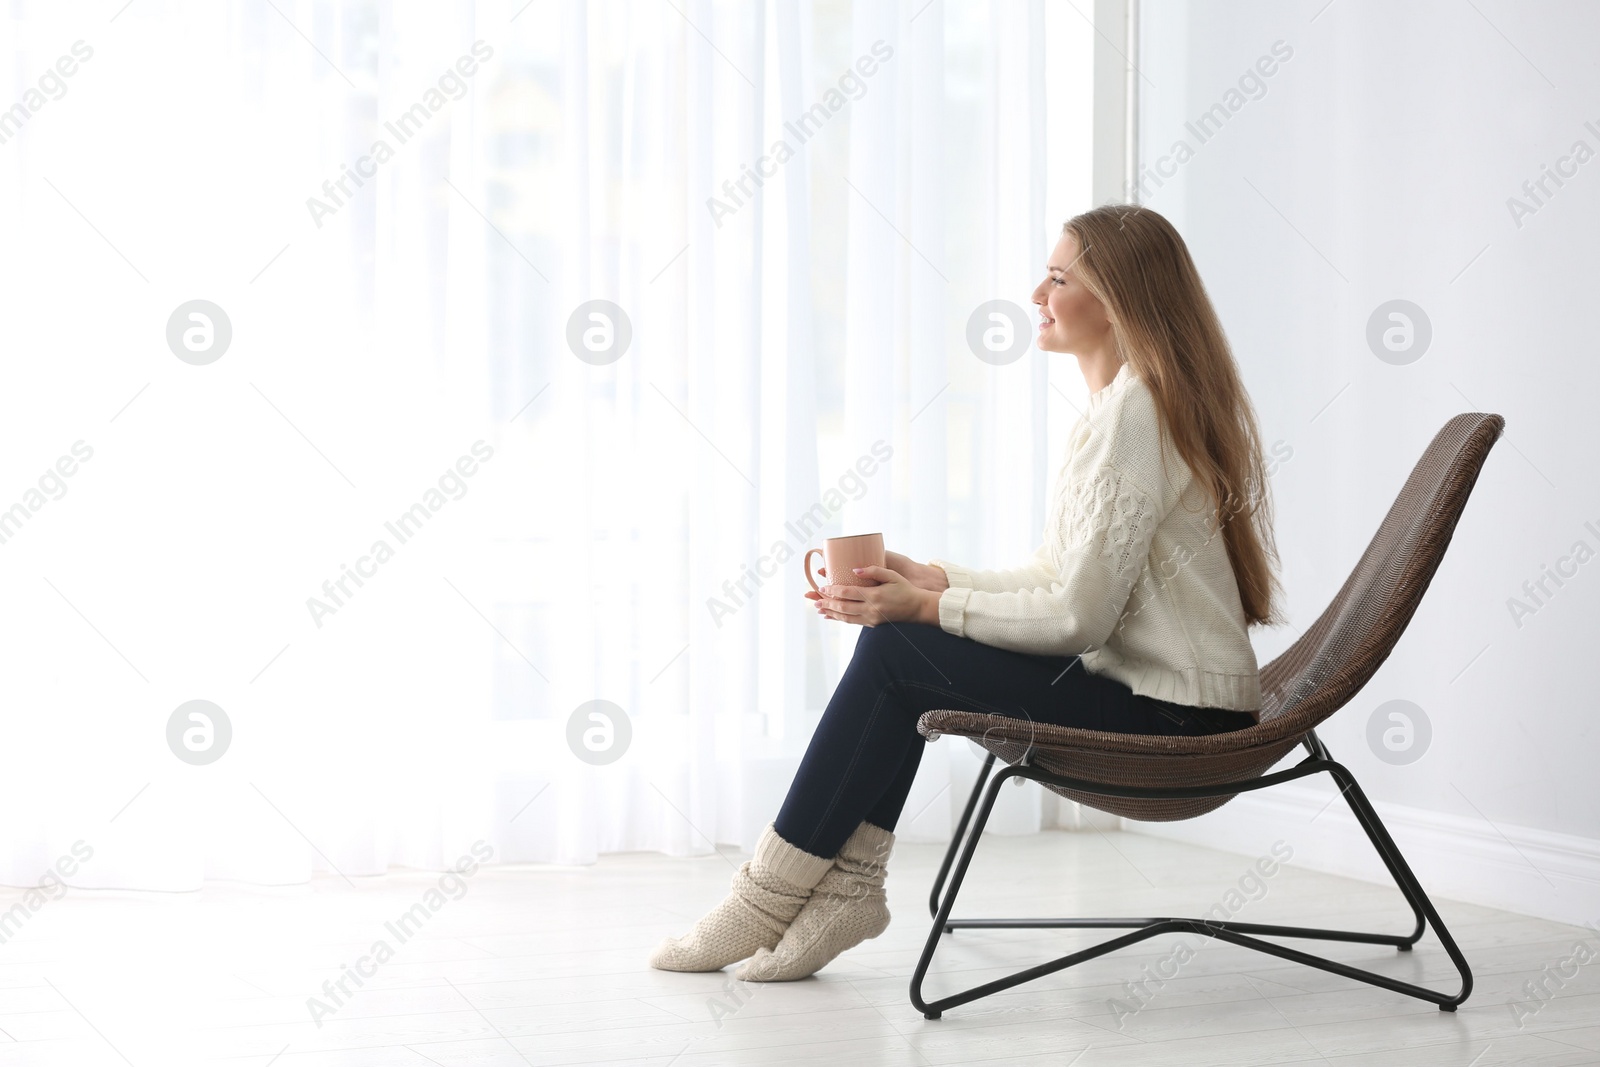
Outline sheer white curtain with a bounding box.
[0,0,1092,891]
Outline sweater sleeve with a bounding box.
[927,540,1055,595]
[934,462,1166,657]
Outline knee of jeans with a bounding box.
[842,625,896,681]
[852,623,896,658]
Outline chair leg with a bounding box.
[928,751,996,924]
[909,755,1473,1020]
[1326,761,1474,1003]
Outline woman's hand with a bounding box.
[810,566,941,627]
[885,550,950,592]
[808,549,947,594]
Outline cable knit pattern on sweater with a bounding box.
[928,362,1262,716]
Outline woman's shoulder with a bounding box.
[1082,370,1159,454]
[1108,370,1158,422]
[1087,373,1192,498]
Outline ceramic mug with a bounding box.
[804,532,885,593]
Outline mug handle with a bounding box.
[804,548,825,593]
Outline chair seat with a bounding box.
[917,708,1305,820]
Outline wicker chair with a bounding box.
[910,412,1505,1020]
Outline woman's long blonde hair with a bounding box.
[1063,204,1284,627]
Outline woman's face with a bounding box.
[1032,230,1112,355]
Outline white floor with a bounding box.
[1,832,1597,1066]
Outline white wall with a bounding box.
[1124,0,1600,925]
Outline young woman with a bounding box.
[649,203,1283,983]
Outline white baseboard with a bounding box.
[1123,783,1600,929]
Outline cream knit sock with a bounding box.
[735,820,894,982]
[648,822,834,972]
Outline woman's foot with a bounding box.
[648,823,834,972]
[735,820,894,981]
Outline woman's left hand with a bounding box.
[815,565,939,627]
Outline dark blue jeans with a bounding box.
[773,621,1257,860]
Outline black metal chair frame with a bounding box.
[910,730,1474,1020]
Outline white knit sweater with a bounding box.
[928,362,1262,716]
